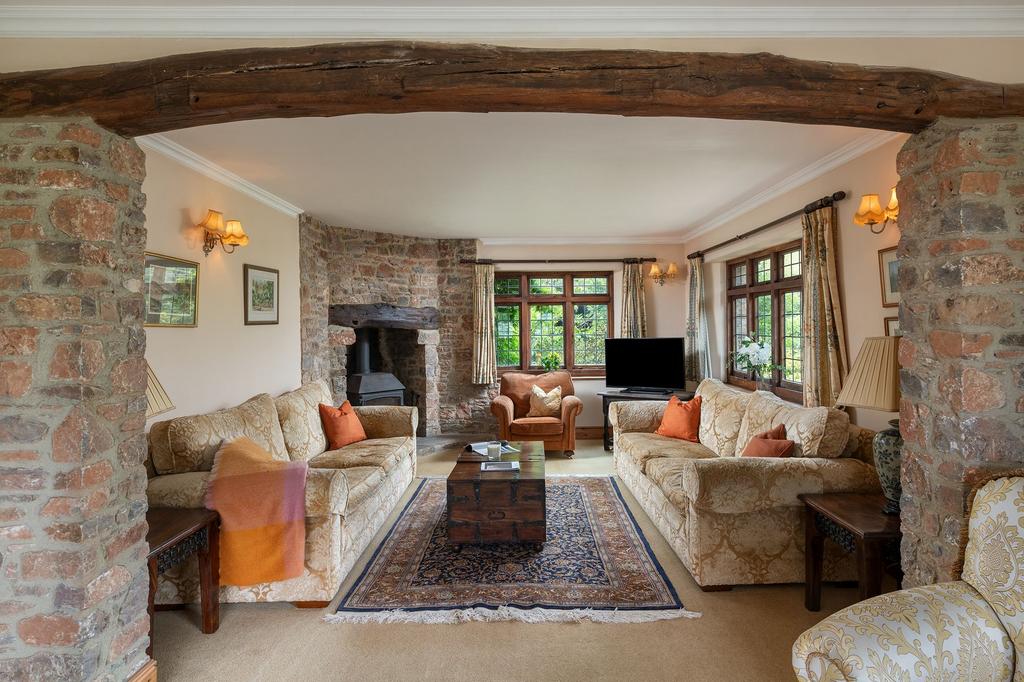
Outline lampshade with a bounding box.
[884,186,900,222]
[835,336,901,412]
[221,220,250,247]
[854,194,885,226]
[199,209,225,235]
[665,262,680,277]
[145,362,175,418]
[649,263,663,277]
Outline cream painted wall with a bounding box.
[143,150,301,427]
[478,242,689,427]
[683,136,905,431]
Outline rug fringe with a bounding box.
[324,606,701,625]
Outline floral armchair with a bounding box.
[792,473,1024,681]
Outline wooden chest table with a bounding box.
[447,441,546,545]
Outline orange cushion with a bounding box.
[318,401,367,450]
[741,424,795,457]
[655,395,702,442]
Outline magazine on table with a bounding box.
[466,441,520,457]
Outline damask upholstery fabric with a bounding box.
[337,466,387,512]
[147,471,209,508]
[616,432,715,473]
[153,393,289,474]
[308,436,414,473]
[351,405,418,440]
[793,583,1013,682]
[842,424,877,465]
[695,379,751,457]
[736,391,849,459]
[274,379,332,461]
[608,399,667,439]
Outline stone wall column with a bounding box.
[0,119,149,678]
[897,117,1024,586]
[298,214,330,385]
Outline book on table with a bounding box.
[480,461,521,472]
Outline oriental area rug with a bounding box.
[326,477,699,624]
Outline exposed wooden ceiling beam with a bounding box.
[1,42,1022,136]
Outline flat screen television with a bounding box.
[604,337,686,393]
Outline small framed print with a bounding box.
[143,252,199,327]
[884,316,901,337]
[878,246,900,308]
[244,264,279,325]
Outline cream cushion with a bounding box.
[308,436,415,472]
[736,391,849,459]
[527,384,562,417]
[274,379,332,461]
[617,432,715,473]
[695,378,753,458]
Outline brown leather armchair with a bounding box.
[490,370,583,457]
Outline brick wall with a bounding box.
[897,117,1024,586]
[0,120,150,678]
[298,221,494,435]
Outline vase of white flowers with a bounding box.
[731,336,781,391]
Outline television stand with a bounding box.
[620,387,673,395]
[597,388,696,451]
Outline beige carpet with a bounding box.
[153,440,866,681]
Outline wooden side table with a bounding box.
[598,389,695,451]
[799,492,902,612]
[146,507,220,655]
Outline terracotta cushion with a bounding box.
[510,417,564,437]
[499,371,574,420]
[655,395,702,442]
[741,424,795,457]
[319,401,367,450]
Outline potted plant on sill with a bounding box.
[731,336,781,392]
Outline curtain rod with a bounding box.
[459,257,657,265]
[686,191,846,261]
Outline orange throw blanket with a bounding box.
[205,437,308,586]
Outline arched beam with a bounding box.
[1,42,1022,136]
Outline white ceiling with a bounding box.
[154,113,894,242]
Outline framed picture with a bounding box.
[244,264,279,325]
[878,246,900,308]
[884,316,901,337]
[143,252,199,327]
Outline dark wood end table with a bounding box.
[447,440,546,544]
[598,389,695,450]
[146,507,220,655]
[799,492,902,612]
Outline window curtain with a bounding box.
[471,264,497,384]
[685,256,713,383]
[802,205,849,407]
[620,261,647,339]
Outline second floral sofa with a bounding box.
[610,378,880,590]
[146,379,417,604]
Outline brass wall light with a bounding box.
[648,261,679,286]
[199,209,250,256]
[854,187,899,234]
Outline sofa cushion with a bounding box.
[655,395,702,442]
[617,432,715,473]
[274,380,332,461]
[736,391,849,459]
[308,436,414,472]
[510,417,563,437]
[153,393,288,475]
[337,466,387,513]
[695,379,752,457]
[147,471,210,508]
[319,401,368,450]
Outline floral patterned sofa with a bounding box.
[609,378,880,590]
[146,379,417,604]
[793,473,1024,681]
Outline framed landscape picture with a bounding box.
[244,264,279,325]
[884,316,901,337]
[143,252,199,327]
[878,246,900,308]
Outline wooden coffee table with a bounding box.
[447,440,546,545]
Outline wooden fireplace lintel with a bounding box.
[329,303,439,330]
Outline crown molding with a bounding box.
[136,134,303,218]
[1,5,1022,38]
[479,235,683,246]
[680,130,906,242]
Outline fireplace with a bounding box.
[348,327,405,406]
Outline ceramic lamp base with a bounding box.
[873,419,903,516]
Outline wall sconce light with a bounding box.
[199,209,250,256]
[854,187,900,234]
[649,261,680,286]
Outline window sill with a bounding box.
[497,368,606,380]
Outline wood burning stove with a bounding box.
[348,327,405,406]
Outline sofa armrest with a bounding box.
[677,456,881,514]
[490,395,514,441]
[560,395,583,431]
[148,469,348,517]
[608,400,665,435]
[353,406,418,439]
[792,582,1013,682]
[304,468,350,516]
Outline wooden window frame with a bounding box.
[726,241,804,403]
[494,271,613,378]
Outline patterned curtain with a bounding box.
[802,206,849,407]
[685,256,713,383]
[620,261,647,339]
[471,264,497,384]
